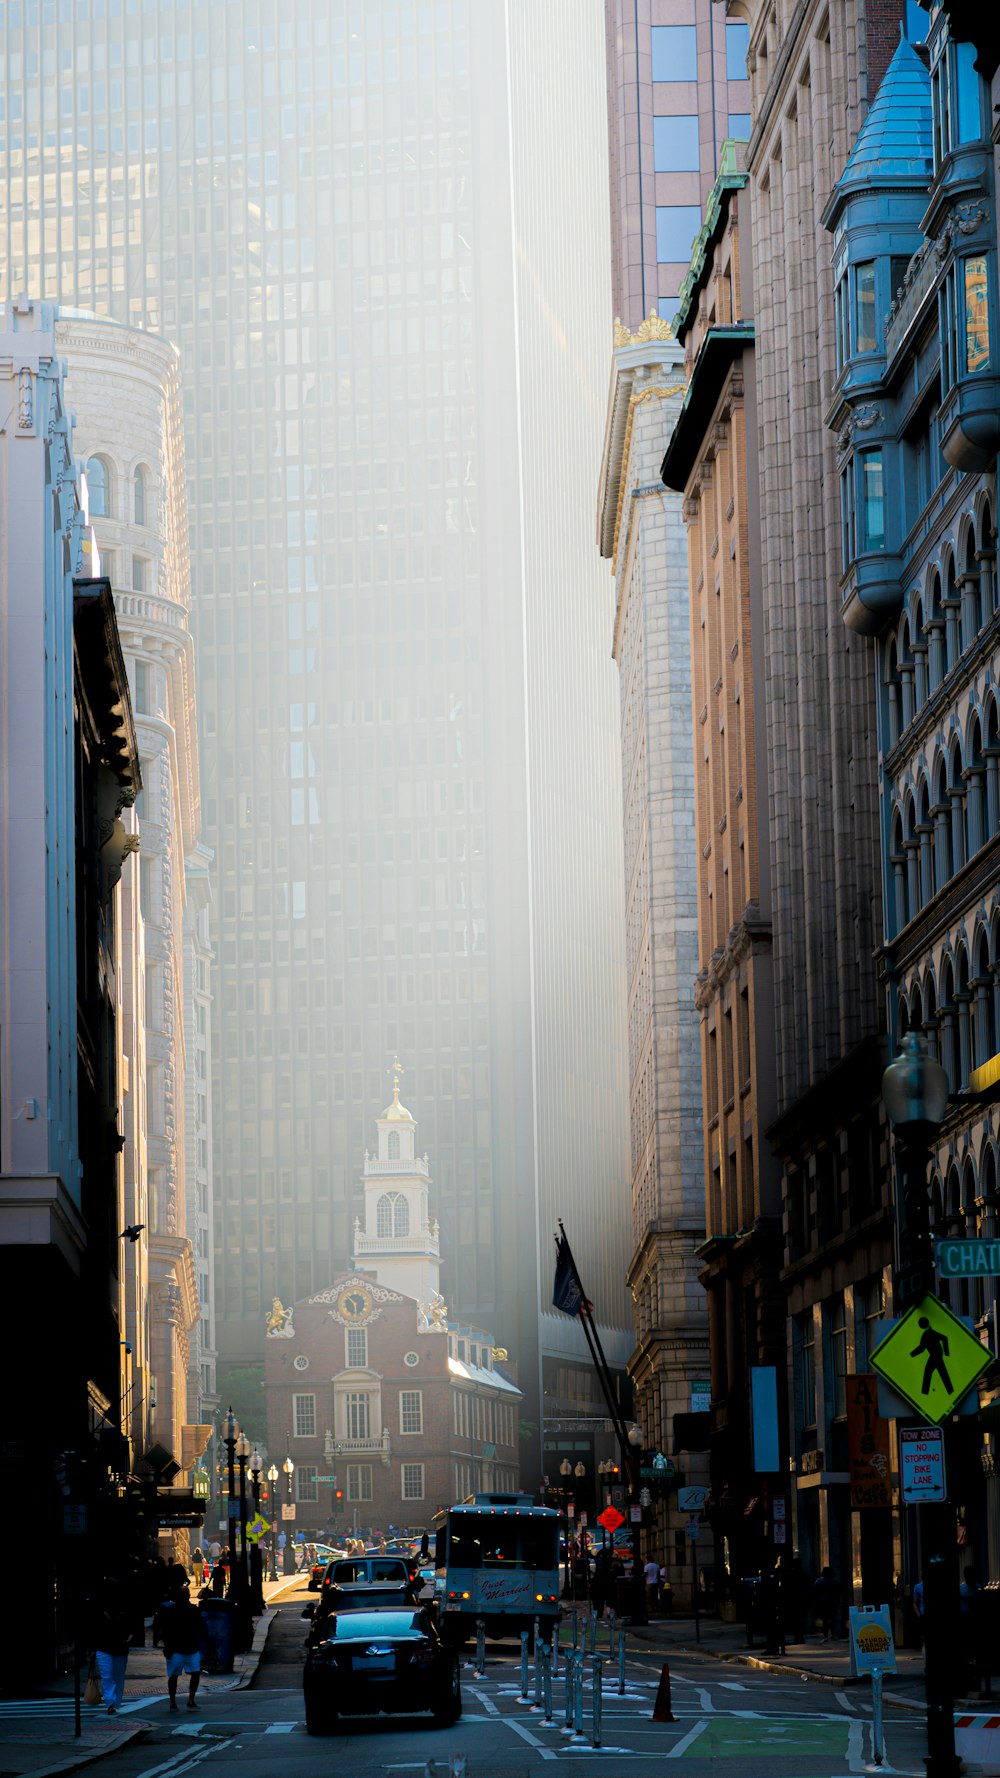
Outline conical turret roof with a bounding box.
[836,34,932,194]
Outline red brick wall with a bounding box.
[865,0,907,100]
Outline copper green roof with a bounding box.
[836,34,932,193]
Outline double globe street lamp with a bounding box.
[267,1464,280,1582]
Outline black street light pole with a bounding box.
[235,1431,250,1602]
[267,1464,280,1582]
[223,1406,237,1563]
[882,1029,959,1778]
[282,1454,295,1574]
[248,1448,265,1614]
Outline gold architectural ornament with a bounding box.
[614,310,675,348]
[266,1296,293,1334]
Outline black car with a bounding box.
[303,1607,461,1734]
[304,1581,417,1647]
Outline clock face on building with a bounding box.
[337,1285,374,1323]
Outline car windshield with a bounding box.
[331,1611,425,1640]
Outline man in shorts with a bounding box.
[153,1582,207,1711]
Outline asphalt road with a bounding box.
[86,1582,931,1777]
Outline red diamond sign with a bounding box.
[598,1506,626,1533]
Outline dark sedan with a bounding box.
[303,1608,461,1734]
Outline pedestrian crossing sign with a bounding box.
[870,1292,990,1424]
[245,1513,270,1544]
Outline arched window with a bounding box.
[981,499,997,615]
[948,738,966,872]
[890,807,908,930]
[927,570,945,691]
[916,777,934,904]
[940,956,957,1090]
[388,1131,400,1160]
[957,946,972,1085]
[944,551,960,666]
[884,635,902,748]
[376,1191,409,1238]
[964,525,983,635]
[134,465,147,527]
[967,712,985,855]
[86,455,110,519]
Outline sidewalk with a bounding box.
[0,1579,296,1778]
[624,1609,948,1710]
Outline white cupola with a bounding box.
[353,1060,442,1308]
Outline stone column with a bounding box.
[917,822,934,905]
[958,570,980,646]
[912,640,928,711]
[976,546,997,621]
[984,746,1000,837]
[948,783,967,873]
[956,990,973,1088]
[964,764,986,858]
[903,836,920,917]
[942,596,961,671]
[899,662,915,731]
[931,802,952,890]
[925,618,946,692]
[891,851,908,930]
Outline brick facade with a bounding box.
[265,1273,519,1537]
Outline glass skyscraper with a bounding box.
[1,0,632,1470]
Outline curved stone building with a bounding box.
[59,316,216,1503]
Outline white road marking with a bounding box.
[136,1740,235,1778]
[718,1681,747,1691]
[468,1685,500,1717]
[836,1689,857,1713]
[263,1722,297,1733]
[696,1687,715,1713]
[501,1714,557,1758]
[847,1716,865,1771]
[667,1718,710,1758]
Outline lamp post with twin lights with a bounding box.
[267,1464,280,1582]
[282,1455,295,1574]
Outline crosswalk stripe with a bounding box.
[263,1722,296,1734]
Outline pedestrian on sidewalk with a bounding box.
[93,1579,132,1715]
[191,1546,205,1587]
[153,1582,208,1712]
[644,1557,660,1615]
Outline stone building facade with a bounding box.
[826,18,1000,1581]
[264,1273,520,1536]
[596,318,708,1604]
[734,0,913,1602]
[59,317,213,1507]
[0,298,140,1679]
[661,143,784,1592]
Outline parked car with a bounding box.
[304,1580,418,1645]
[306,1545,347,1590]
[303,1607,461,1734]
[320,1556,411,1596]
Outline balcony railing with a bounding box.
[363,1156,429,1176]
[330,1430,392,1463]
[354,1228,440,1256]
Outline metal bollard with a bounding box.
[519,1628,530,1700]
[607,1608,616,1658]
[551,1623,559,1678]
[571,1607,579,1651]
[589,1610,598,1654]
[563,1645,575,1733]
[542,1640,553,1723]
[574,1651,585,1739]
[450,1760,467,1778]
[591,1655,603,1749]
[475,1617,486,1677]
[618,1625,627,1696]
[533,1628,543,1709]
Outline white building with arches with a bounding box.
[353,1072,443,1312]
[58,314,216,1509]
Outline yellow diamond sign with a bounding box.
[870,1293,990,1424]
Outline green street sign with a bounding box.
[870,1292,990,1424]
[937,1239,1000,1279]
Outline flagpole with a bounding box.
[556,1223,634,1472]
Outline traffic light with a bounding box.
[334,1489,344,1504]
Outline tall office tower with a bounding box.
[605,0,752,329]
[1,0,631,1472]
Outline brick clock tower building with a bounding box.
[265,1081,521,1535]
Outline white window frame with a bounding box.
[346,1327,368,1368]
[296,1463,319,1503]
[402,1462,425,1501]
[347,1464,373,1502]
[347,1391,371,1439]
[400,1389,423,1435]
[293,1392,316,1438]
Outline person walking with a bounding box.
[153,1582,208,1711]
[644,1556,660,1614]
[191,1546,205,1587]
[93,1580,132,1715]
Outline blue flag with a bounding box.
[553,1235,590,1318]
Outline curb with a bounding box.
[629,1627,931,1704]
[232,1608,276,1689]
[14,1725,151,1778]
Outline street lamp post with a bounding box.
[559,1460,574,1598]
[223,1406,237,1557]
[235,1431,251,1604]
[282,1456,295,1575]
[267,1465,280,1582]
[882,1029,958,1778]
[627,1423,647,1626]
[248,1448,265,1614]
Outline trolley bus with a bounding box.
[432,1493,561,1645]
